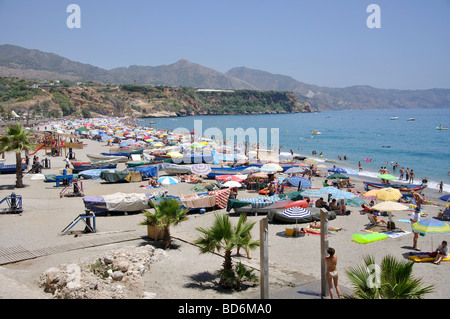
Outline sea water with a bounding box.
[139,108,450,192]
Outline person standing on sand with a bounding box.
[409,169,415,184]
[399,167,404,180]
[405,168,410,182]
[439,181,444,193]
[325,247,341,299]
[410,206,421,251]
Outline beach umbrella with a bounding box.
[327,173,349,180]
[371,201,408,212]
[300,189,324,198]
[328,167,346,173]
[317,164,327,169]
[303,158,317,165]
[376,187,402,202]
[261,163,283,172]
[377,174,396,181]
[287,176,312,189]
[343,168,359,175]
[372,201,409,223]
[331,190,356,200]
[411,219,450,251]
[215,175,244,182]
[191,164,211,175]
[223,181,242,188]
[285,166,306,174]
[319,186,342,195]
[439,194,450,202]
[282,207,312,227]
[157,176,179,185]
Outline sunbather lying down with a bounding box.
[309,221,342,232]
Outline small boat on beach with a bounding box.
[0,163,27,174]
[363,181,427,194]
[87,153,128,163]
[206,165,259,178]
[162,163,193,175]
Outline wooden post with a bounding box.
[320,208,329,298]
[260,217,269,299]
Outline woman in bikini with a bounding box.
[325,247,341,299]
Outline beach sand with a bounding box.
[0,122,449,300]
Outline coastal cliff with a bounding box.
[0,78,313,118]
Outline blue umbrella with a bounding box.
[157,176,179,185]
[328,167,346,173]
[300,189,323,198]
[287,176,312,189]
[439,194,450,202]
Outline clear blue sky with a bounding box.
[0,0,449,90]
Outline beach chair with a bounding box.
[367,214,380,226]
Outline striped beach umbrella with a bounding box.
[191,164,211,175]
[299,189,323,198]
[412,219,450,235]
[282,206,312,220]
[411,219,450,251]
[287,176,312,189]
[157,176,179,185]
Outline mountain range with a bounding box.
[0,44,449,111]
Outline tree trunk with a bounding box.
[163,226,171,250]
[222,249,233,272]
[15,152,23,188]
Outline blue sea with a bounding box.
[138,108,450,192]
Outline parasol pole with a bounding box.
[320,208,329,298]
[260,217,269,299]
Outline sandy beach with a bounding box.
[0,120,449,300]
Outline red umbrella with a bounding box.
[215,175,244,182]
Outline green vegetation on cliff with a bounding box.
[0,78,312,119]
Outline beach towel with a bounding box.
[208,188,231,209]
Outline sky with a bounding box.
[0,0,449,90]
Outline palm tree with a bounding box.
[194,213,259,289]
[140,198,188,249]
[345,255,434,299]
[0,124,35,188]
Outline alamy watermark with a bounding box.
[66,4,81,29]
[366,4,381,29]
[66,4,381,30]
[170,120,280,164]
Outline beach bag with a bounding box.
[387,221,396,230]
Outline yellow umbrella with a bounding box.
[376,187,402,202]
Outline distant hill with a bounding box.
[226,67,450,110]
[1,44,449,111]
[109,59,257,90]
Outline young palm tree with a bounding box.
[345,255,434,299]
[194,213,259,289]
[0,124,35,188]
[140,198,188,249]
